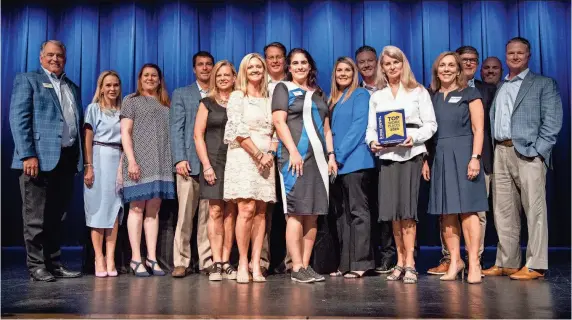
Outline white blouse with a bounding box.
[365,83,437,162]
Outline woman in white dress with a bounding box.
[83,70,124,277]
[223,53,277,283]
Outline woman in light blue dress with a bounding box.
[83,70,124,278]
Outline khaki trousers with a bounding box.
[440,173,489,260]
[173,175,212,270]
[493,145,548,269]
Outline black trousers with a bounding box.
[19,146,78,272]
[333,169,375,272]
[370,165,397,266]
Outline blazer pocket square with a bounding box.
[42,83,53,88]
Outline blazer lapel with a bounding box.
[332,90,347,126]
[513,72,535,111]
[38,69,63,115]
[189,82,201,104]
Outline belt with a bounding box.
[94,141,123,150]
[406,124,420,129]
[496,139,513,147]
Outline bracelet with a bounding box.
[327,151,335,157]
[267,150,277,157]
[203,167,213,173]
[84,163,93,167]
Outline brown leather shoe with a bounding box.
[172,266,187,278]
[509,266,545,280]
[427,260,450,275]
[482,265,519,276]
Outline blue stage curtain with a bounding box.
[1,0,570,246]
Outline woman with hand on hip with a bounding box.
[83,70,124,277]
[272,48,337,283]
[194,60,238,281]
[223,53,277,283]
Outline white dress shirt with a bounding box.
[365,83,437,161]
[360,80,378,95]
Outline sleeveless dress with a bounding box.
[83,103,123,228]
[271,82,329,215]
[428,87,488,214]
[199,97,228,200]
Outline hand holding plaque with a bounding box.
[376,109,407,146]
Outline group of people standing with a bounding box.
[10,36,562,285]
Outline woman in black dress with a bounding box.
[194,60,238,281]
[423,52,487,284]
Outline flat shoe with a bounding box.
[344,271,363,279]
[252,274,266,282]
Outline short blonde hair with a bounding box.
[235,53,269,97]
[208,60,237,100]
[91,70,122,107]
[430,52,467,92]
[328,57,359,109]
[376,45,419,91]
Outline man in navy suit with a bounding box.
[10,40,84,282]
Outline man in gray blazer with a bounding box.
[170,51,215,278]
[10,40,83,281]
[484,37,563,280]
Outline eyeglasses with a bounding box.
[267,55,284,62]
[462,58,478,65]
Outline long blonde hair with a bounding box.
[430,52,467,92]
[134,63,170,107]
[328,57,359,109]
[207,60,237,100]
[91,70,122,107]
[235,53,269,97]
[376,45,419,91]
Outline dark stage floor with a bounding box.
[1,247,570,319]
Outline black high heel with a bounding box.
[146,258,166,276]
[130,260,150,277]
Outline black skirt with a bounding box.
[377,154,423,222]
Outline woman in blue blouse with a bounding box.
[329,57,376,278]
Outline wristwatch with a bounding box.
[267,150,277,157]
[471,154,481,160]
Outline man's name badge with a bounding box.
[42,83,53,88]
[376,109,407,145]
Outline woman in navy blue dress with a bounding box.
[423,52,487,284]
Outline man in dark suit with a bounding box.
[427,46,496,275]
[10,40,84,282]
[484,37,562,280]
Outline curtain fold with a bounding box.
[1,0,570,246]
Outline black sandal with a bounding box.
[387,265,405,281]
[221,262,237,280]
[403,267,418,284]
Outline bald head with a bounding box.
[481,56,503,85]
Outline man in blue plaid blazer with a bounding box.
[10,40,84,282]
[484,37,563,280]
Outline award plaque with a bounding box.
[376,109,407,145]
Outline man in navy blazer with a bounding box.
[10,40,84,282]
[484,37,563,280]
[169,51,214,278]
